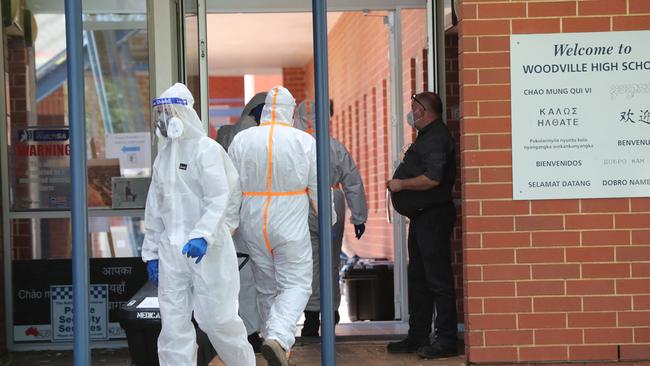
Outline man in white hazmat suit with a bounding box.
[228,86,335,366]
[141,83,255,366]
[216,92,268,353]
[293,100,369,336]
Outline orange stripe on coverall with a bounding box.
[242,88,307,256]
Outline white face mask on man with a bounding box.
[406,111,416,128]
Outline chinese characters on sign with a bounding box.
[620,109,650,124]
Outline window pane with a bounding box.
[6,4,151,211]
[11,216,145,260]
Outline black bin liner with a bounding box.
[343,259,395,321]
[118,281,216,366]
[119,254,250,365]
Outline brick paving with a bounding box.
[8,342,466,366]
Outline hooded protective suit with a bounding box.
[216,94,268,338]
[228,86,335,354]
[294,100,368,312]
[216,92,267,151]
[142,83,254,366]
[215,124,235,151]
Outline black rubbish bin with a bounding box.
[119,282,216,366]
[343,259,395,321]
[120,254,251,365]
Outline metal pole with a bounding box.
[65,0,90,364]
[312,0,335,365]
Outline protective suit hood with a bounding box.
[294,100,316,134]
[216,92,267,151]
[261,86,296,125]
[241,92,267,122]
[155,83,205,141]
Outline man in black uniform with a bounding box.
[386,91,458,359]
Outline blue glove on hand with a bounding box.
[182,238,208,264]
[146,260,159,286]
[354,223,366,239]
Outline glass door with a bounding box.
[1,0,152,349]
[179,0,208,130]
[204,1,434,332]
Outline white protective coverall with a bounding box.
[294,100,369,311]
[216,93,268,336]
[142,83,254,366]
[228,86,335,352]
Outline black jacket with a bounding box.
[391,119,456,218]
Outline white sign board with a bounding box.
[511,31,650,200]
[50,285,109,341]
[105,132,151,172]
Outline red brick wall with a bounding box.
[446,31,464,322]
[6,35,35,265]
[209,75,244,101]
[0,35,10,353]
[253,74,283,95]
[459,0,650,363]
[0,33,35,353]
[282,67,307,103]
[208,76,244,137]
[299,11,463,264]
[298,10,466,321]
[302,12,393,259]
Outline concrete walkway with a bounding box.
[8,342,466,365]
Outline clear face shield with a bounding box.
[152,97,188,139]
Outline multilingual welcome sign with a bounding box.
[510,30,650,200]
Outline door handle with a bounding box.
[386,189,392,224]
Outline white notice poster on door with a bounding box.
[510,30,650,200]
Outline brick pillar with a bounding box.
[445,31,464,325]
[0,33,35,354]
[7,35,34,261]
[0,35,9,354]
[460,0,650,363]
[282,67,307,103]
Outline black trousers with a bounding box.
[407,202,457,343]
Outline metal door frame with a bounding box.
[386,9,408,321]
[176,0,209,131]
[198,1,444,326]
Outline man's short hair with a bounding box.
[414,92,442,116]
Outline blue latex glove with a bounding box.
[354,223,366,239]
[146,260,159,286]
[182,238,208,264]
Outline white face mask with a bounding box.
[406,111,416,128]
[166,116,184,139]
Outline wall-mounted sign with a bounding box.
[111,176,151,209]
[13,258,147,343]
[511,30,650,200]
[105,132,151,173]
[11,127,71,210]
[50,285,109,341]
